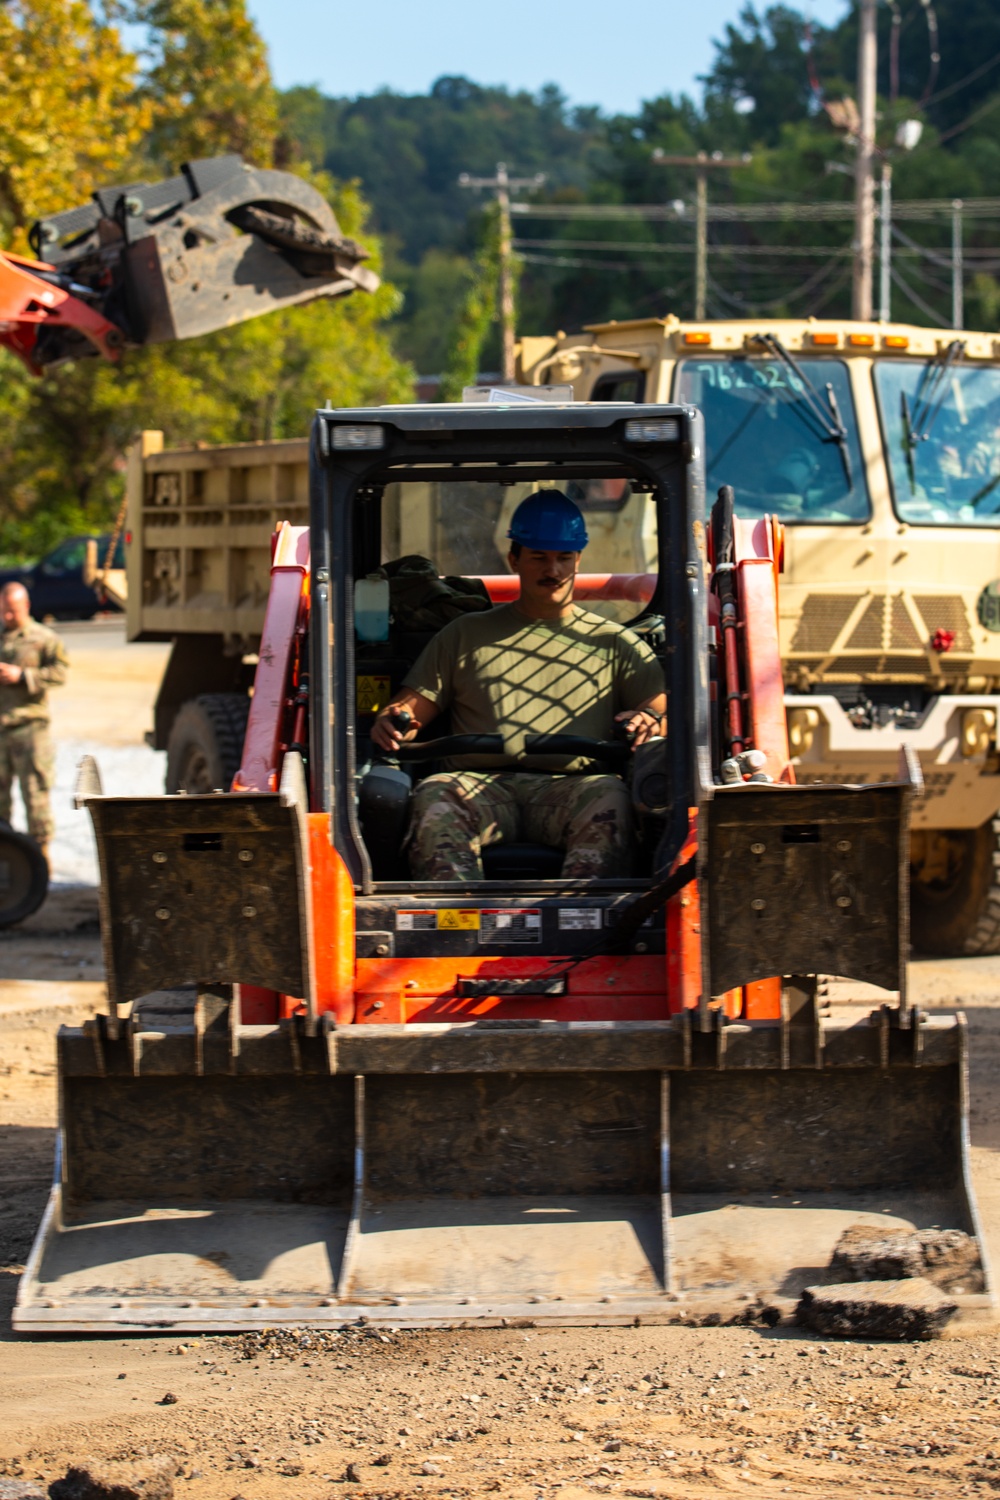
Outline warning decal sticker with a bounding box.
[396,909,481,931]
[478,909,542,944]
[558,908,602,930]
[395,911,436,931]
[356,675,391,714]
[436,909,481,930]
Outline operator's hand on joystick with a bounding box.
[615,706,664,749]
[372,702,415,753]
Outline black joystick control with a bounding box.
[614,716,638,745]
[389,707,412,733]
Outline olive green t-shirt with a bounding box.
[403,603,664,771]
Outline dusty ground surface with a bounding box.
[2,632,1000,1498]
[3,927,1000,1497]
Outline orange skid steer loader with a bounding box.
[14,398,992,1330]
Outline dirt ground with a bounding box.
[2,631,1000,1497]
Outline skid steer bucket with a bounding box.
[14,768,992,1331]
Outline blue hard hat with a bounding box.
[507,490,589,551]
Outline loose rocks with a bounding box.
[831,1225,983,1293]
[796,1278,958,1340]
[47,1458,173,1500]
[0,1483,47,1499]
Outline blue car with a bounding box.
[0,533,125,620]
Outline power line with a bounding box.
[458,162,545,382]
[651,150,753,319]
[890,264,951,327]
[511,197,1000,222]
[514,237,854,258]
[922,43,1000,107]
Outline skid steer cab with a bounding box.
[17,397,992,1333]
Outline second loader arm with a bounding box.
[0,155,379,374]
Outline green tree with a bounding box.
[131,0,278,167]
[439,204,503,401]
[0,0,149,247]
[0,0,413,561]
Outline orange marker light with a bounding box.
[683,331,712,346]
[884,334,910,349]
[848,333,876,347]
[811,332,839,346]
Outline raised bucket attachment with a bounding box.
[13,768,994,1332]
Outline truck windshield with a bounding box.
[674,357,870,523]
[380,477,658,622]
[874,359,1000,525]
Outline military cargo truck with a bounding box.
[127,320,1000,955]
[516,318,1000,956]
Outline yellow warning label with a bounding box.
[356,675,391,714]
[437,909,481,930]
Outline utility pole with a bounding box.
[952,199,964,329]
[654,151,751,319]
[853,0,878,320]
[459,162,545,383]
[879,160,892,322]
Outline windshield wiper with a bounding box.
[970,469,1000,513]
[903,338,966,447]
[752,332,853,490]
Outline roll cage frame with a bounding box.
[308,401,709,894]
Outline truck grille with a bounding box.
[891,596,922,648]
[913,595,973,651]
[846,596,883,649]
[791,594,860,653]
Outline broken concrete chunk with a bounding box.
[796,1278,958,1340]
[831,1224,983,1293]
[917,1229,984,1292]
[831,1226,924,1281]
[47,1458,174,1500]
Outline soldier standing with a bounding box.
[0,582,69,864]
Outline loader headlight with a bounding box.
[961,708,996,759]
[624,419,680,444]
[332,424,386,450]
[787,706,821,757]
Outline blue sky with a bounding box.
[248,0,849,114]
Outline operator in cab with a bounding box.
[371,491,666,881]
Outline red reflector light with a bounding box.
[124,531,132,545]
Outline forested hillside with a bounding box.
[280,0,1000,371]
[1,0,999,556]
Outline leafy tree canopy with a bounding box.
[0,0,149,248]
[0,0,413,560]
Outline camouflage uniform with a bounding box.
[401,601,663,882]
[0,620,69,845]
[408,770,633,881]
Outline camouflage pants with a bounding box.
[408,771,633,881]
[0,721,55,844]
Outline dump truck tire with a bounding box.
[910,818,1000,957]
[165,693,250,795]
[0,824,48,927]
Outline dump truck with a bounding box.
[517,318,1000,958]
[14,396,991,1332]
